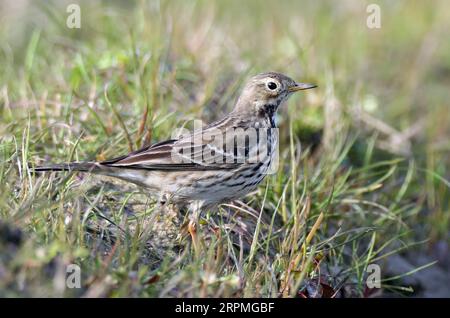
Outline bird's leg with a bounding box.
[187,201,203,256]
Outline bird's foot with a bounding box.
[188,219,200,257]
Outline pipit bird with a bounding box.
[35,72,316,231]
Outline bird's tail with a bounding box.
[33,162,150,188]
[33,162,99,173]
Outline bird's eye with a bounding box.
[267,82,278,90]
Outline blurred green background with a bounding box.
[0,0,449,297]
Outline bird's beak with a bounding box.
[288,82,317,92]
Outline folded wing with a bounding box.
[100,130,247,171]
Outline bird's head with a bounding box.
[233,72,316,116]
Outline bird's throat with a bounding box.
[258,103,277,128]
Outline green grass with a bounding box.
[0,0,449,297]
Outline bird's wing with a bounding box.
[99,127,253,171]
